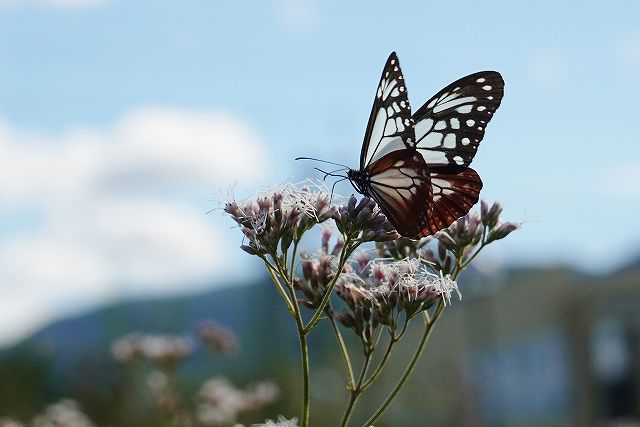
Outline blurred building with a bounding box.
[428,265,640,426]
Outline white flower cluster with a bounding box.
[225,180,337,255]
[252,415,299,427]
[111,333,193,367]
[31,400,96,427]
[334,256,460,338]
[197,377,279,427]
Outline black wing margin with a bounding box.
[412,71,504,167]
[360,52,415,170]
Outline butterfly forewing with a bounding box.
[412,71,504,167]
[417,167,483,237]
[360,52,415,170]
[366,150,432,238]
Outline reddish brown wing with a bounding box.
[366,149,432,238]
[417,167,482,237]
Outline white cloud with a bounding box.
[614,31,640,69]
[0,107,269,347]
[274,0,320,35]
[526,48,569,88]
[0,0,105,8]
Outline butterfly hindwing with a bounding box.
[412,71,504,167]
[417,167,483,237]
[366,149,432,238]
[360,52,415,170]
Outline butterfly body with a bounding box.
[342,52,503,238]
[346,168,369,197]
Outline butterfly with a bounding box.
[300,52,504,238]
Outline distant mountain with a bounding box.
[0,277,310,425]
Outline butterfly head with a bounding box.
[347,169,370,197]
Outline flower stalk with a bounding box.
[225,182,519,426]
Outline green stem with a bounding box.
[264,262,295,316]
[361,302,446,427]
[394,313,410,341]
[360,334,395,392]
[456,227,487,274]
[288,287,310,426]
[459,242,485,273]
[304,240,357,334]
[339,348,372,427]
[298,326,310,427]
[328,312,355,388]
[276,245,311,427]
[289,240,299,284]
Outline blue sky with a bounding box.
[0,0,639,345]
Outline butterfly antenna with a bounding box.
[330,177,348,201]
[295,156,350,169]
[314,167,348,181]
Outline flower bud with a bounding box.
[486,221,519,243]
[437,231,457,251]
[480,199,489,219]
[483,201,502,228]
[240,245,256,255]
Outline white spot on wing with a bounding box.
[421,150,448,164]
[443,133,456,148]
[372,174,414,188]
[369,136,406,165]
[431,178,449,187]
[386,118,397,135]
[433,96,477,113]
[382,79,398,100]
[455,105,473,114]
[365,108,387,165]
[415,119,434,139]
[434,121,447,131]
[453,156,464,165]
[419,132,443,148]
[450,118,460,129]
